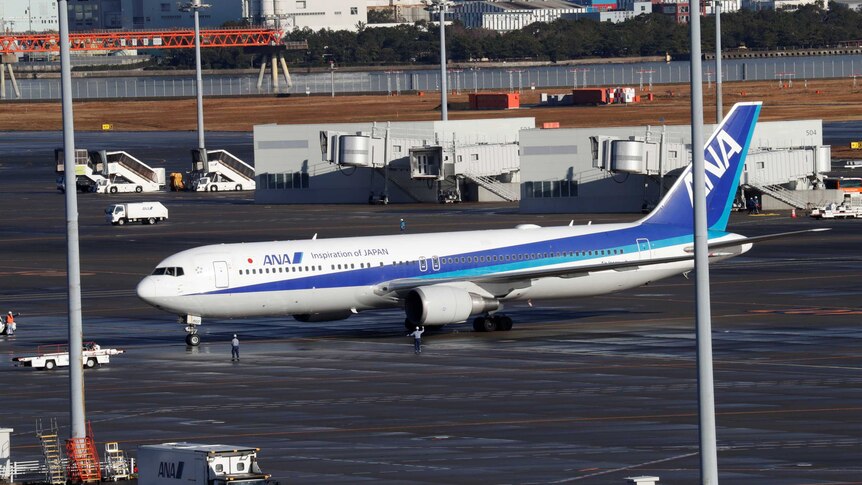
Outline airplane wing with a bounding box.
[375,228,829,297]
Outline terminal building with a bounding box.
[253,116,835,212]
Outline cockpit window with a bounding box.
[152,267,184,276]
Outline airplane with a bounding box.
[137,102,826,346]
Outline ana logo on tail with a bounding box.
[683,129,743,207]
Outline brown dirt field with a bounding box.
[2,78,861,157]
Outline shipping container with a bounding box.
[570,88,608,105]
[468,93,520,110]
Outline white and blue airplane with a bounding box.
[137,102,824,346]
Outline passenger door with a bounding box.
[213,261,229,288]
[636,238,651,260]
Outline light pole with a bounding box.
[715,0,723,122]
[180,0,210,153]
[425,0,452,121]
[57,0,86,441]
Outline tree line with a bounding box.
[156,2,862,70]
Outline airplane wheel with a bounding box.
[499,316,513,331]
[85,358,96,368]
[186,334,201,346]
[481,318,499,332]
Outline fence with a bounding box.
[4,54,862,101]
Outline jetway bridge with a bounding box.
[320,125,521,203]
[592,131,832,210]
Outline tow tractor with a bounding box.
[12,342,124,370]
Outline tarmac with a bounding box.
[1,132,861,484]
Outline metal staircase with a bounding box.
[745,173,813,210]
[65,422,101,483]
[35,419,65,485]
[464,173,519,202]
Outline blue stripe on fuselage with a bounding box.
[203,223,726,296]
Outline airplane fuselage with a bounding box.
[137,221,748,321]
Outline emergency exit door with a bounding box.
[213,261,229,288]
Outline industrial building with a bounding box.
[0,0,367,33]
[254,118,532,204]
[254,116,835,212]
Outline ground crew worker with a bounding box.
[4,311,17,336]
[408,326,424,354]
[231,334,240,361]
[400,218,406,232]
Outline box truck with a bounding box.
[105,202,168,225]
[137,443,269,485]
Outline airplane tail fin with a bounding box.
[640,102,761,232]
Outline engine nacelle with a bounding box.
[293,311,353,323]
[405,286,499,325]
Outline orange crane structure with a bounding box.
[0,28,307,98]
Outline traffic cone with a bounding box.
[791,208,797,218]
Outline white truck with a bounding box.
[810,194,862,219]
[190,172,255,192]
[137,443,270,485]
[12,343,124,370]
[106,202,168,225]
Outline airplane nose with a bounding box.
[136,277,161,304]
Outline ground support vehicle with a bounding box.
[12,343,124,370]
[810,205,862,218]
[138,442,270,485]
[105,202,168,225]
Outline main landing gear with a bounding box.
[472,314,513,332]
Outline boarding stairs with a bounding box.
[745,173,812,210]
[106,151,161,185]
[207,149,256,182]
[464,173,519,202]
[65,422,101,483]
[36,418,66,485]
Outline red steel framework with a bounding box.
[0,28,302,54]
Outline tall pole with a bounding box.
[58,0,86,440]
[690,1,719,483]
[193,2,206,152]
[437,1,448,121]
[715,0,723,122]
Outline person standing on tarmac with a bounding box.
[231,334,240,361]
[4,311,18,336]
[408,326,424,354]
[400,218,406,232]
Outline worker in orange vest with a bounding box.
[4,311,18,335]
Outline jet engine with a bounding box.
[293,311,353,323]
[405,286,499,325]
